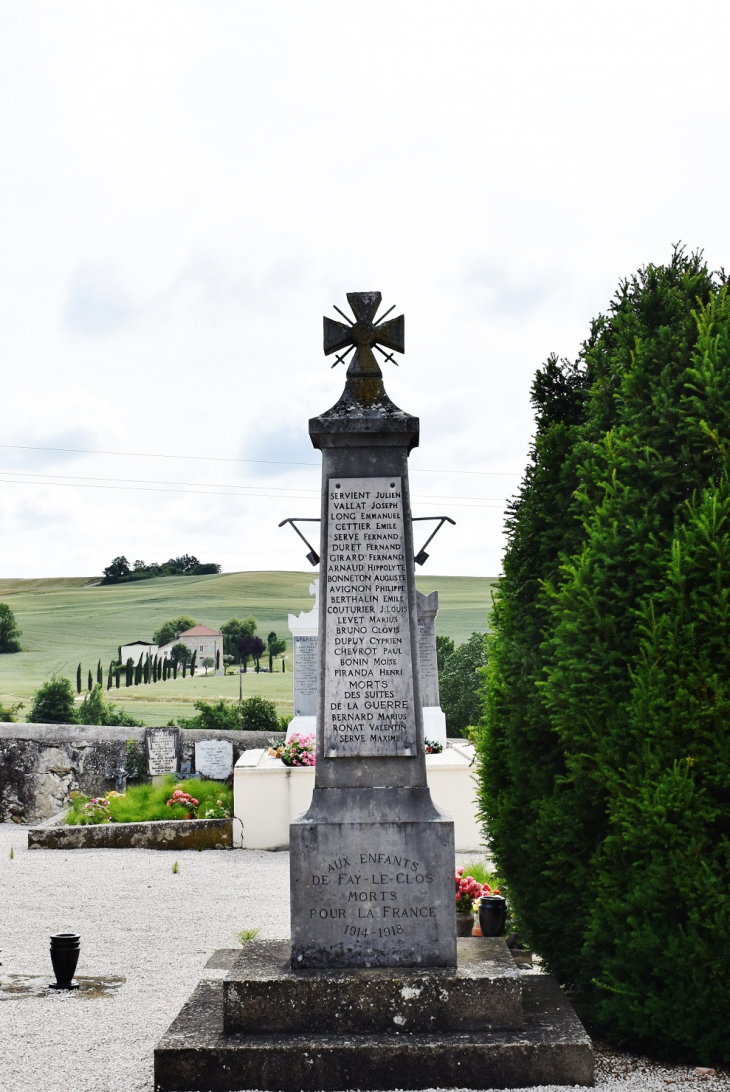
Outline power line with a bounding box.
[0,443,522,478]
[0,476,509,509]
[0,468,511,503]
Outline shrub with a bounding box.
[478,248,730,1063]
[0,700,23,722]
[239,695,279,732]
[28,676,77,724]
[77,684,144,726]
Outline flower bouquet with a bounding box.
[424,739,443,754]
[79,797,111,825]
[166,787,199,818]
[200,798,231,819]
[279,733,316,767]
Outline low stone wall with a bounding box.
[27,817,233,851]
[0,723,284,825]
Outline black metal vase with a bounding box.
[478,895,507,938]
[49,933,81,990]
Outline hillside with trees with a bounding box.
[101,555,220,584]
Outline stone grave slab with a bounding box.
[146,726,179,776]
[195,738,233,780]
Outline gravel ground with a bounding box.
[1,823,728,1092]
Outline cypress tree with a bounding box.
[76,663,82,694]
[173,661,178,680]
[115,666,121,689]
[87,669,92,692]
[190,651,196,676]
[107,661,113,690]
[135,654,143,686]
[96,659,102,686]
[479,250,730,1061]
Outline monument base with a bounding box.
[289,787,456,968]
[154,939,594,1092]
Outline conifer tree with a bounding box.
[96,659,102,686]
[76,663,82,694]
[107,661,113,690]
[87,669,93,692]
[479,250,730,1061]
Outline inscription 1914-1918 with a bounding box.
[307,850,436,941]
[324,476,416,758]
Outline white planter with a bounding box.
[234,739,483,852]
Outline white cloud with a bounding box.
[0,0,728,578]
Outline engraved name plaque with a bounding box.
[323,475,416,758]
[293,635,318,717]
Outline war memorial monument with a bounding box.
[154,293,593,1090]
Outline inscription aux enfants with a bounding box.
[324,476,416,758]
[309,852,437,940]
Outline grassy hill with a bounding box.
[0,571,496,726]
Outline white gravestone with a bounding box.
[417,590,447,746]
[195,738,234,781]
[286,580,319,742]
[146,726,179,776]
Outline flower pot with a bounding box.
[49,933,80,990]
[478,895,507,938]
[456,912,475,937]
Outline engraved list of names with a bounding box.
[324,476,416,758]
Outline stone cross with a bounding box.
[289,292,456,969]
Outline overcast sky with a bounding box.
[1,1,729,579]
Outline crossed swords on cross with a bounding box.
[323,291,404,370]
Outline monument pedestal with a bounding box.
[154,939,594,1091]
[290,787,455,968]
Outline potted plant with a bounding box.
[454,868,484,936]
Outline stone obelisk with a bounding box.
[289,292,456,968]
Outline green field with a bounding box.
[0,571,496,725]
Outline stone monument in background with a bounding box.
[286,579,319,741]
[417,589,447,745]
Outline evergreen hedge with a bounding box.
[478,249,730,1063]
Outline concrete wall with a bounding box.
[0,723,284,825]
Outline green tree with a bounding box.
[221,617,258,662]
[87,669,93,692]
[96,659,102,686]
[77,683,144,726]
[479,249,730,1062]
[76,663,82,694]
[267,632,287,673]
[435,635,454,673]
[0,603,22,653]
[0,700,23,722]
[238,695,280,732]
[152,616,198,646]
[101,555,131,583]
[28,676,76,724]
[439,632,487,736]
[202,656,215,675]
[171,643,191,669]
[181,699,241,731]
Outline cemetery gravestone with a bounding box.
[287,579,319,741]
[146,726,179,777]
[195,738,233,781]
[417,589,447,745]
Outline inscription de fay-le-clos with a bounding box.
[325,475,415,758]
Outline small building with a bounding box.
[158,624,224,675]
[120,640,159,664]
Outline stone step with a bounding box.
[223,938,522,1034]
[154,972,593,1092]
